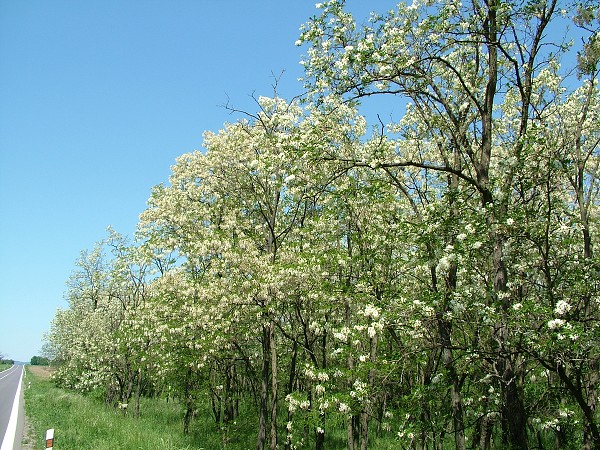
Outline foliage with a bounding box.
[30,356,50,366]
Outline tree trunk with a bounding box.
[183,368,194,434]
[493,234,528,449]
[479,412,492,450]
[285,341,298,450]
[480,0,529,444]
[438,322,465,450]
[257,322,270,450]
[269,323,278,450]
[224,361,235,424]
[316,418,325,450]
[436,251,466,450]
[574,80,598,450]
[359,333,378,450]
[556,363,600,450]
[501,363,528,449]
[349,415,360,450]
[344,300,359,450]
[183,406,193,434]
[134,368,142,419]
[359,412,369,450]
[211,389,222,425]
[583,357,600,450]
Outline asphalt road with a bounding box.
[0,365,24,450]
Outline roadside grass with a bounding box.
[23,367,283,450]
[23,367,399,449]
[0,362,12,372]
[23,368,217,449]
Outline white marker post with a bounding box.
[45,429,54,449]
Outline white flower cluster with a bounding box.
[305,365,330,383]
[350,379,368,401]
[317,372,330,382]
[554,300,572,316]
[333,326,350,342]
[286,394,311,412]
[437,256,451,271]
[362,304,380,319]
[547,318,565,330]
[338,402,350,413]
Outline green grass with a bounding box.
[0,362,12,372]
[23,369,234,450]
[23,368,399,449]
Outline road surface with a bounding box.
[0,365,24,450]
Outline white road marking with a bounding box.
[0,366,17,382]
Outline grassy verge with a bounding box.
[23,367,274,449]
[0,362,13,372]
[23,367,209,450]
[23,367,398,449]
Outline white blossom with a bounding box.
[363,304,380,319]
[317,372,329,382]
[548,318,565,330]
[554,300,572,316]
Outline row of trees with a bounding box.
[0,354,14,366]
[46,0,600,449]
[30,356,51,366]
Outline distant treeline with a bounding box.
[30,356,50,366]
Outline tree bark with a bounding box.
[346,299,359,450]
[269,323,278,450]
[359,333,378,450]
[134,368,142,419]
[257,322,270,450]
[438,316,466,450]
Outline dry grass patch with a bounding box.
[27,365,55,380]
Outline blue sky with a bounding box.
[0,1,385,361]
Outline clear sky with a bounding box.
[0,1,387,362]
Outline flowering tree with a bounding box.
[47,230,155,414]
[140,95,328,448]
[297,0,599,448]
[48,241,113,392]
